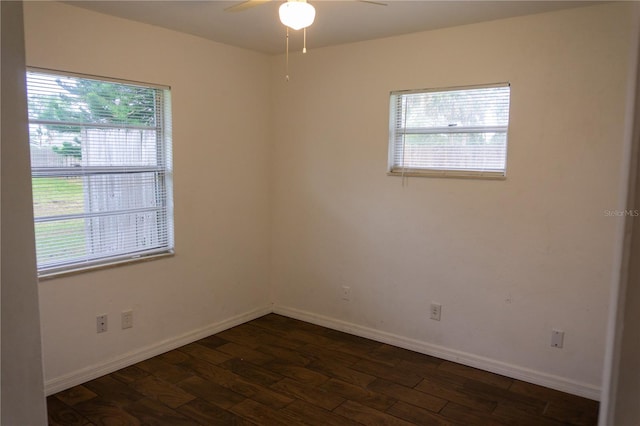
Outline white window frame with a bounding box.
[388,82,511,179]
[27,68,174,277]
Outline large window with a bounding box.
[26,69,173,276]
[388,83,511,179]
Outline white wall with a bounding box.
[1,1,48,423]
[270,3,637,399]
[23,1,273,392]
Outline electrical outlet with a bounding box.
[430,303,442,321]
[122,310,133,329]
[551,329,564,348]
[342,286,351,301]
[96,314,108,333]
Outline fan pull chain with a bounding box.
[303,28,307,53]
[285,27,290,81]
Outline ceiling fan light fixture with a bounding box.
[279,0,316,30]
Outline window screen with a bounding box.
[26,69,174,276]
[389,83,510,178]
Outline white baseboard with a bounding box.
[44,305,273,395]
[273,305,601,401]
[45,303,601,401]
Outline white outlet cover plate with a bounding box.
[96,314,108,333]
[551,329,564,348]
[430,303,442,321]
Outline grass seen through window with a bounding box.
[32,177,87,263]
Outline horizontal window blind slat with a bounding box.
[397,126,508,134]
[30,119,158,131]
[35,206,166,223]
[32,167,166,176]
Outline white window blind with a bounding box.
[26,69,174,276]
[389,83,510,178]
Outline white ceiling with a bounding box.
[68,0,599,55]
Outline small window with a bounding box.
[388,83,511,179]
[26,69,174,276]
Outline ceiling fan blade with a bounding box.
[224,0,273,13]
[357,0,388,5]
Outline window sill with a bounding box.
[38,250,175,281]
[387,170,506,180]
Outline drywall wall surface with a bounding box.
[23,1,272,388]
[270,3,636,396]
[1,1,48,423]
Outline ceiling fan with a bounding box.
[225,0,387,80]
[224,0,387,14]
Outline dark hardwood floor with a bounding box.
[47,314,599,425]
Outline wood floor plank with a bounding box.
[462,379,548,414]
[175,375,245,409]
[523,383,600,425]
[352,358,423,387]
[492,402,568,426]
[251,313,327,335]
[334,400,415,426]
[323,332,387,359]
[439,361,514,389]
[279,328,340,347]
[216,342,275,365]
[157,348,192,365]
[239,323,318,349]
[254,343,312,366]
[298,342,363,365]
[386,401,456,426]
[196,334,229,350]
[177,398,254,425]
[270,377,345,410]
[53,385,97,406]
[72,398,141,426]
[368,378,448,412]
[307,358,377,388]
[262,360,331,386]
[395,358,441,379]
[543,400,599,426]
[128,375,196,409]
[110,365,151,384]
[47,314,599,426]
[415,377,497,413]
[230,399,302,426]
[134,356,194,384]
[320,377,396,411]
[371,344,443,367]
[281,399,363,426]
[181,354,294,408]
[122,397,196,426]
[179,342,233,365]
[215,325,262,349]
[243,324,310,350]
[47,396,93,425]
[83,375,145,406]
[221,357,285,387]
[439,402,510,426]
[323,328,385,349]
[509,379,582,401]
